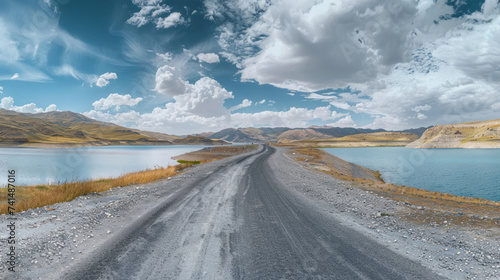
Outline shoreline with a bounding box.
[286,148,500,228]
[0,145,256,215]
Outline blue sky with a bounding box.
[0,0,499,134]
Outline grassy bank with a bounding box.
[0,164,197,215]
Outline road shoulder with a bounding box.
[267,146,499,280]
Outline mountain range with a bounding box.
[2,108,498,149]
[199,126,429,144]
[0,109,227,147]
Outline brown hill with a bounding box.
[276,128,332,143]
[407,119,500,148]
[0,109,226,147]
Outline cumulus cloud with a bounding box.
[0,97,13,109]
[196,53,220,64]
[0,96,57,113]
[154,65,188,96]
[92,93,143,111]
[211,0,421,92]
[127,1,184,29]
[45,104,57,112]
[229,99,252,112]
[85,66,346,134]
[170,77,234,118]
[155,12,185,29]
[412,104,431,113]
[10,73,19,80]
[327,115,357,128]
[0,86,3,94]
[157,52,173,62]
[96,72,118,87]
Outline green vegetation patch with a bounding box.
[177,160,201,165]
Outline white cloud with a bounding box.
[229,99,252,112]
[482,0,499,17]
[95,72,118,87]
[92,93,143,111]
[127,2,170,27]
[0,96,57,113]
[256,99,266,105]
[10,73,19,80]
[45,104,57,112]
[127,1,184,29]
[169,77,233,118]
[213,0,421,92]
[412,104,431,112]
[0,86,3,94]
[196,53,220,64]
[155,12,185,29]
[351,9,500,130]
[154,65,188,96]
[157,52,173,62]
[327,115,357,128]
[230,106,338,128]
[417,113,428,120]
[285,92,295,96]
[0,97,14,109]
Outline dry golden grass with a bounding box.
[0,164,191,215]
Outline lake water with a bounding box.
[322,147,500,202]
[0,145,207,186]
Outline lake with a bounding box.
[0,145,208,186]
[322,147,500,202]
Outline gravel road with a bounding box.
[1,145,498,279]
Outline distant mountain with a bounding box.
[0,109,227,147]
[400,127,429,138]
[204,126,428,143]
[407,119,500,148]
[208,127,291,143]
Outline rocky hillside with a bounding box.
[407,119,500,148]
[0,109,226,147]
